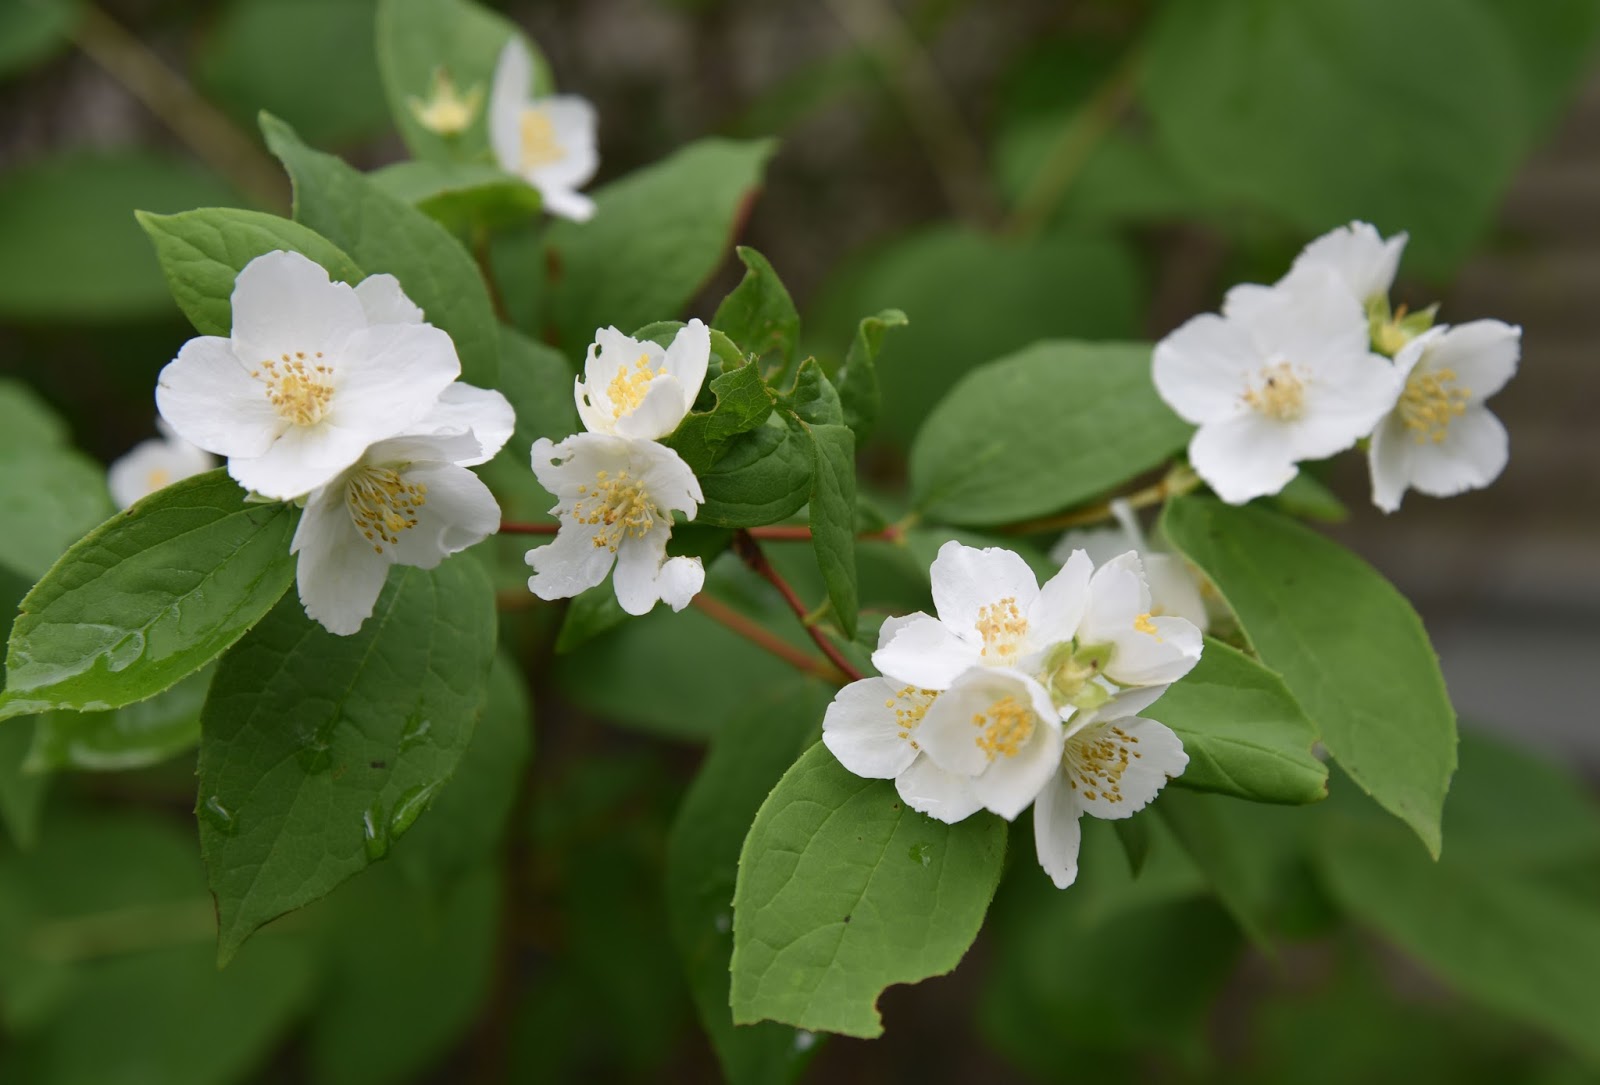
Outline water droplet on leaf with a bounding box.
[200,795,236,835]
[388,783,437,840]
[908,842,933,867]
[399,714,433,752]
[106,631,145,672]
[362,804,389,861]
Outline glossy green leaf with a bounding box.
[667,683,830,1085]
[198,557,496,963]
[805,424,858,641]
[376,0,541,163]
[665,361,775,476]
[713,246,800,380]
[0,471,298,721]
[695,414,813,529]
[1146,638,1327,805]
[910,340,1191,526]
[370,159,542,234]
[1162,497,1455,856]
[542,138,776,351]
[262,114,499,386]
[24,665,210,772]
[137,207,364,338]
[730,742,1007,1038]
[0,150,238,320]
[0,380,113,581]
[835,307,906,442]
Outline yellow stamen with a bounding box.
[975,596,1028,660]
[1242,362,1306,422]
[889,686,938,749]
[346,467,427,555]
[255,354,334,427]
[520,107,566,170]
[1133,612,1159,637]
[606,353,662,419]
[145,467,172,492]
[1064,724,1138,806]
[1398,365,1470,445]
[407,69,483,137]
[571,469,657,551]
[972,695,1036,760]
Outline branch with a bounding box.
[998,464,1200,536]
[734,531,864,683]
[692,595,849,685]
[499,522,905,543]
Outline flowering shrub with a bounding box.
[2,0,1598,1081]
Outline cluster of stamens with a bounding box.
[346,467,427,554]
[1242,362,1306,422]
[1064,723,1141,804]
[885,686,938,749]
[606,353,662,419]
[1398,365,1469,444]
[972,695,1035,760]
[254,352,334,426]
[520,107,566,170]
[1133,612,1160,638]
[974,596,1028,659]
[572,469,656,551]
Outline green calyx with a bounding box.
[1042,639,1115,711]
[1367,296,1439,357]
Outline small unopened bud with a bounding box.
[407,69,484,137]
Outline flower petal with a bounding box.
[108,435,216,509]
[1188,413,1299,505]
[1066,716,1187,820]
[822,677,921,779]
[1033,772,1084,889]
[331,322,462,435]
[1144,553,1209,631]
[969,708,1062,821]
[353,274,424,326]
[663,318,710,405]
[290,483,392,636]
[155,336,282,458]
[613,374,690,441]
[612,524,671,615]
[228,422,376,500]
[1408,407,1509,500]
[1367,410,1414,513]
[1027,548,1093,651]
[488,38,534,173]
[230,250,365,360]
[1289,221,1407,304]
[895,754,983,824]
[401,382,516,465]
[529,95,600,188]
[526,521,615,602]
[530,432,627,501]
[540,185,597,223]
[1152,313,1259,424]
[929,541,1040,641]
[379,462,501,569]
[635,440,702,515]
[1105,614,1202,688]
[655,555,704,612]
[871,613,979,690]
[1429,320,1520,404]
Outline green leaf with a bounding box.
[713,246,801,380]
[778,356,843,428]
[0,471,298,721]
[0,380,113,581]
[695,414,813,529]
[395,654,531,888]
[1480,0,1600,142]
[370,159,543,234]
[910,340,1191,527]
[0,150,238,321]
[667,683,831,1084]
[0,0,79,76]
[137,207,364,338]
[198,556,496,963]
[1145,638,1327,805]
[730,742,1007,1037]
[808,226,1141,445]
[1155,790,1273,949]
[1140,0,1527,276]
[543,138,776,351]
[805,424,858,641]
[1318,810,1600,1062]
[24,665,210,773]
[0,718,46,850]
[1162,497,1455,856]
[1270,471,1349,524]
[376,0,540,163]
[197,0,388,148]
[665,361,775,475]
[835,308,906,442]
[261,114,500,386]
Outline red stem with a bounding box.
[692,595,847,684]
[734,531,864,684]
[497,521,902,543]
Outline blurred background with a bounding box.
[1,0,1597,1082]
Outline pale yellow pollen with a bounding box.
[407,70,483,137]
[606,353,663,419]
[971,695,1035,760]
[975,596,1028,660]
[1398,365,1470,445]
[571,468,657,551]
[346,467,428,555]
[254,352,334,427]
[886,686,937,749]
[145,467,172,492]
[1133,612,1160,637]
[1064,724,1139,805]
[1242,362,1306,422]
[520,107,566,170]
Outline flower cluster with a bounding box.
[525,322,710,615]
[154,250,513,635]
[1154,222,1521,511]
[823,541,1203,889]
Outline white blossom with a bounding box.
[1152,266,1401,504]
[1369,320,1519,513]
[1051,499,1210,632]
[290,384,513,635]
[526,433,704,615]
[108,418,217,509]
[155,251,461,501]
[574,320,709,440]
[1287,220,1407,307]
[488,38,599,222]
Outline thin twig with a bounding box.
[998,464,1199,536]
[70,4,287,211]
[498,522,904,543]
[692,594,848,684]
[734,531,863,683]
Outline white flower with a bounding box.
[1287,220,1407,307]
[872,542,1201,711]
[289,384,513,635]
[1033,692,1190,889]
[574,320,709,440]
[155,251,462,501]
[1153,266,1401,505]
[822,617,981,824]
[1051,500,1210,633]
[526,433,704,615]
[1368,320,1519,513]
[108,418,217,509]
[488,38,599,222]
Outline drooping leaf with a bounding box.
[1146,638,1327,805]
[1162,497,1455,856]
[910,340,1191,527]
[835,307,906,442]
[542,138,776,351]
[667,682,831,1084]
[0,380,113,582]
[713,246,801,381]
[262,114,499,385]
[694,414,813,529]
[198,557,496,963]
[137,207,364,338]
[24,665,210,773]
[369,159,543,235]
[730,742,1007,1038]
[0,471,298,721]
